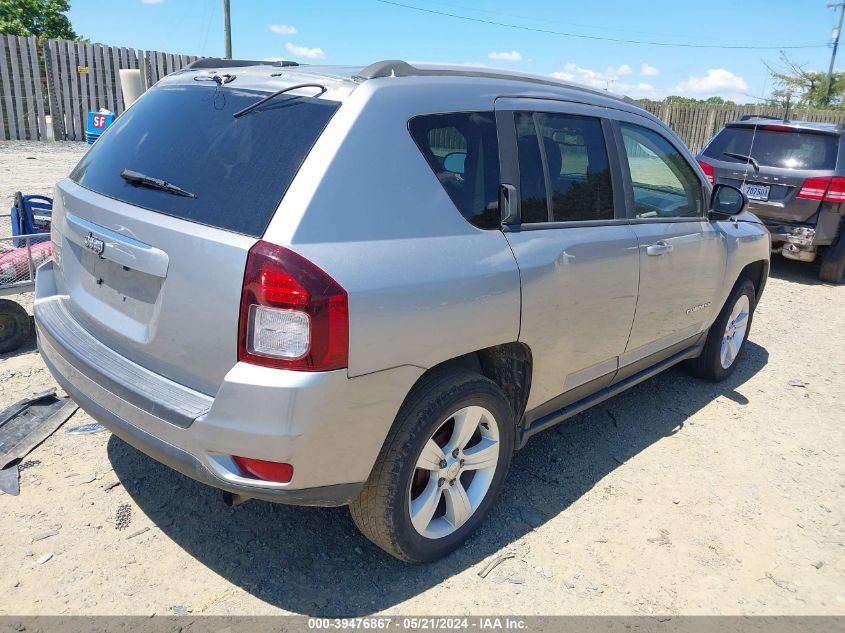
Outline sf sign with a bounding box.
[91,114,108,129]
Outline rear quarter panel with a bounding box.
[262,79,522,378]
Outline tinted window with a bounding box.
[702,126,839,170]
[620,123,703,219]
[515,112,549,223]
[71,85,340,237]
[515,112,614,223]
[408,112,500,229]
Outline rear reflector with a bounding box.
[232,456,293,483]
[797,176,845,202]
[697,159,714,185]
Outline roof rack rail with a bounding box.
[738,114,783,122]
[355,60,418,80]
[354,59,640,105]
[186,58,299,70]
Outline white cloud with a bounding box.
[141,0,164,4]
[640,63,659,77]
[284,42,325,60]
[488,51,522,62]
[411,60,488,68]
[549,62,749,101]
[674,68,748,96]
[550,63,661,99]
[551,63,635,88]
[269,24,298,35]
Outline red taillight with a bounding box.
[761,124,794,132]
[697,159,714,185]
[797,176,845,202]
[232,456,293,483]
[238,241,348,371]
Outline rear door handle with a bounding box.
[646,241,673,256]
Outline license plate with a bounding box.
[741,183,770,201]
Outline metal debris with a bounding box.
[115,504,132,531]
[478,553,515,578]
[125,527,149,540]
[65,422,107,435]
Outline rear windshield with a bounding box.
[70,84,340,236]
[702,126,839,171]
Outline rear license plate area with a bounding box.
[741,183,770,201]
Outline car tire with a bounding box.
[819,229,845,284]
[349,367,514,563]
[0,300,31,353]
[684,278,756,382]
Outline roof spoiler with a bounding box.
[738,115,784,122]
[186,58,299,70]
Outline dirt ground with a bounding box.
[0,141,842,617]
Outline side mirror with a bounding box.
[709,184,746,221]
[442,151,466,175]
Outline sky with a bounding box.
[67,0,844,103]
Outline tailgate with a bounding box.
[51,180,253,396]
[45,78,341,396]
[712,164,826,223]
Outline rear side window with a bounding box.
[515,112,614,223]
[408,112,500,229]
[71,85,340,237]
[702,126,839,171]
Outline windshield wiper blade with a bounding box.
[723,151,759,171]
[120,169,197,199]
[233,83,327,119]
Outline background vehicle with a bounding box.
[34,59,770,562]
[697,117,845,282]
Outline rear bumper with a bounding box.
[34,261,422,506]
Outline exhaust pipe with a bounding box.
[221,491,251,507]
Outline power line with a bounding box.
[375,0,828,50]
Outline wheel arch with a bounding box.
[402,342,533,427]
[737,259,769,303]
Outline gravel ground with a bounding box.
[0,141,842,617]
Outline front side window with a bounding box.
[408,112,500,229]
[620,123,703,219]
[515,112,614,223]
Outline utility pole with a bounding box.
[223,0,232,59]
[826,2,845,105]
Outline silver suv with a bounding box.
[34,59,770,562]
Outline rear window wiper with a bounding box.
[723,151,760,171]
[233,83,327,119]
[120,169,197,199]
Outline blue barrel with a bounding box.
[86,111,116,144]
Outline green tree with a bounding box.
[767,53,845,110]
[0,0,77,40]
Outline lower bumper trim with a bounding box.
[38,333,364,507]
